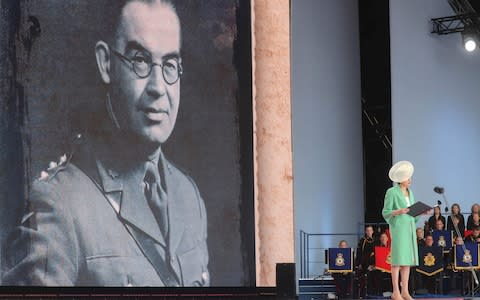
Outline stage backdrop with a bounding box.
[291,0,364,279]
[0,0,254,287]
[390,0,480,223]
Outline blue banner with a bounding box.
[416,246,443,276]
[432,230,453,252]
[328,248,354,273]
[454,243,480,270]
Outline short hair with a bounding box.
[473,225,480,231]
[471,203,480,214]
[98,0,178,43]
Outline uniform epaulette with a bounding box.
[38,153,72,182]
[37,133,84,182]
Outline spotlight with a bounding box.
[462,28,477,52]
[464,36,476,52]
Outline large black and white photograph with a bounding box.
[0,0,254,287]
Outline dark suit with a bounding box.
[2,136,209,286]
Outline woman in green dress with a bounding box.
[382,161,418,300]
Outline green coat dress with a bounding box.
[382,185,419,266]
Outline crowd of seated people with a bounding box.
[420,203,480,295]
[329,203,480,298]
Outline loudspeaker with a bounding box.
[276,262,296,299]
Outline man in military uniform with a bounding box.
[466,225,480,243]
[417,227,426,247]
[425,235,434,247]
[2,0,209,286]
[355,225,376,297]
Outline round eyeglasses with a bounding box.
[110,48,183,85]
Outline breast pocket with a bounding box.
[178,245,209,286]
[83,255,162,286]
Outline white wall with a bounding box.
[291,0,364,278]
[390,0,480,224]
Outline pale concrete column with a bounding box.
[252,0,294,287]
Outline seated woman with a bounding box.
[428,206,446,234]
[372,233,392,296]
[447,203,465,236]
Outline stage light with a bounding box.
[464,36,476,51]
[462,28,477,52]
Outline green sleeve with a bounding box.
[382,188,395,224]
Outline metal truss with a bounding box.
[431,0,480,35]
[361,97,391,150]
[431,13,479,35]
[449,0,476,16]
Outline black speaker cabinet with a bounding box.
[276,262,296,299]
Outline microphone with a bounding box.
[433,186,444,194]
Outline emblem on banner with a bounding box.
[424,252,435,266]
[438,236,446,247]
[335,253,345,266]
[463,249,473,264]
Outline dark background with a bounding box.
[0,0,254,287]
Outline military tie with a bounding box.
[144,161,169,240]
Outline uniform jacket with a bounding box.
[2,137,209,286]
[382,185,418,266]
[355,236,375,271]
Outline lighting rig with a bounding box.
[431,0,480,52]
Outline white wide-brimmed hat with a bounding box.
[388,160,414,183]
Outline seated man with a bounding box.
[445,235,465,293]
[332,240,352,299]
[417,227,426,247]
[466,225,480,243]
[425,234,434,247]
[416,235,440,295]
